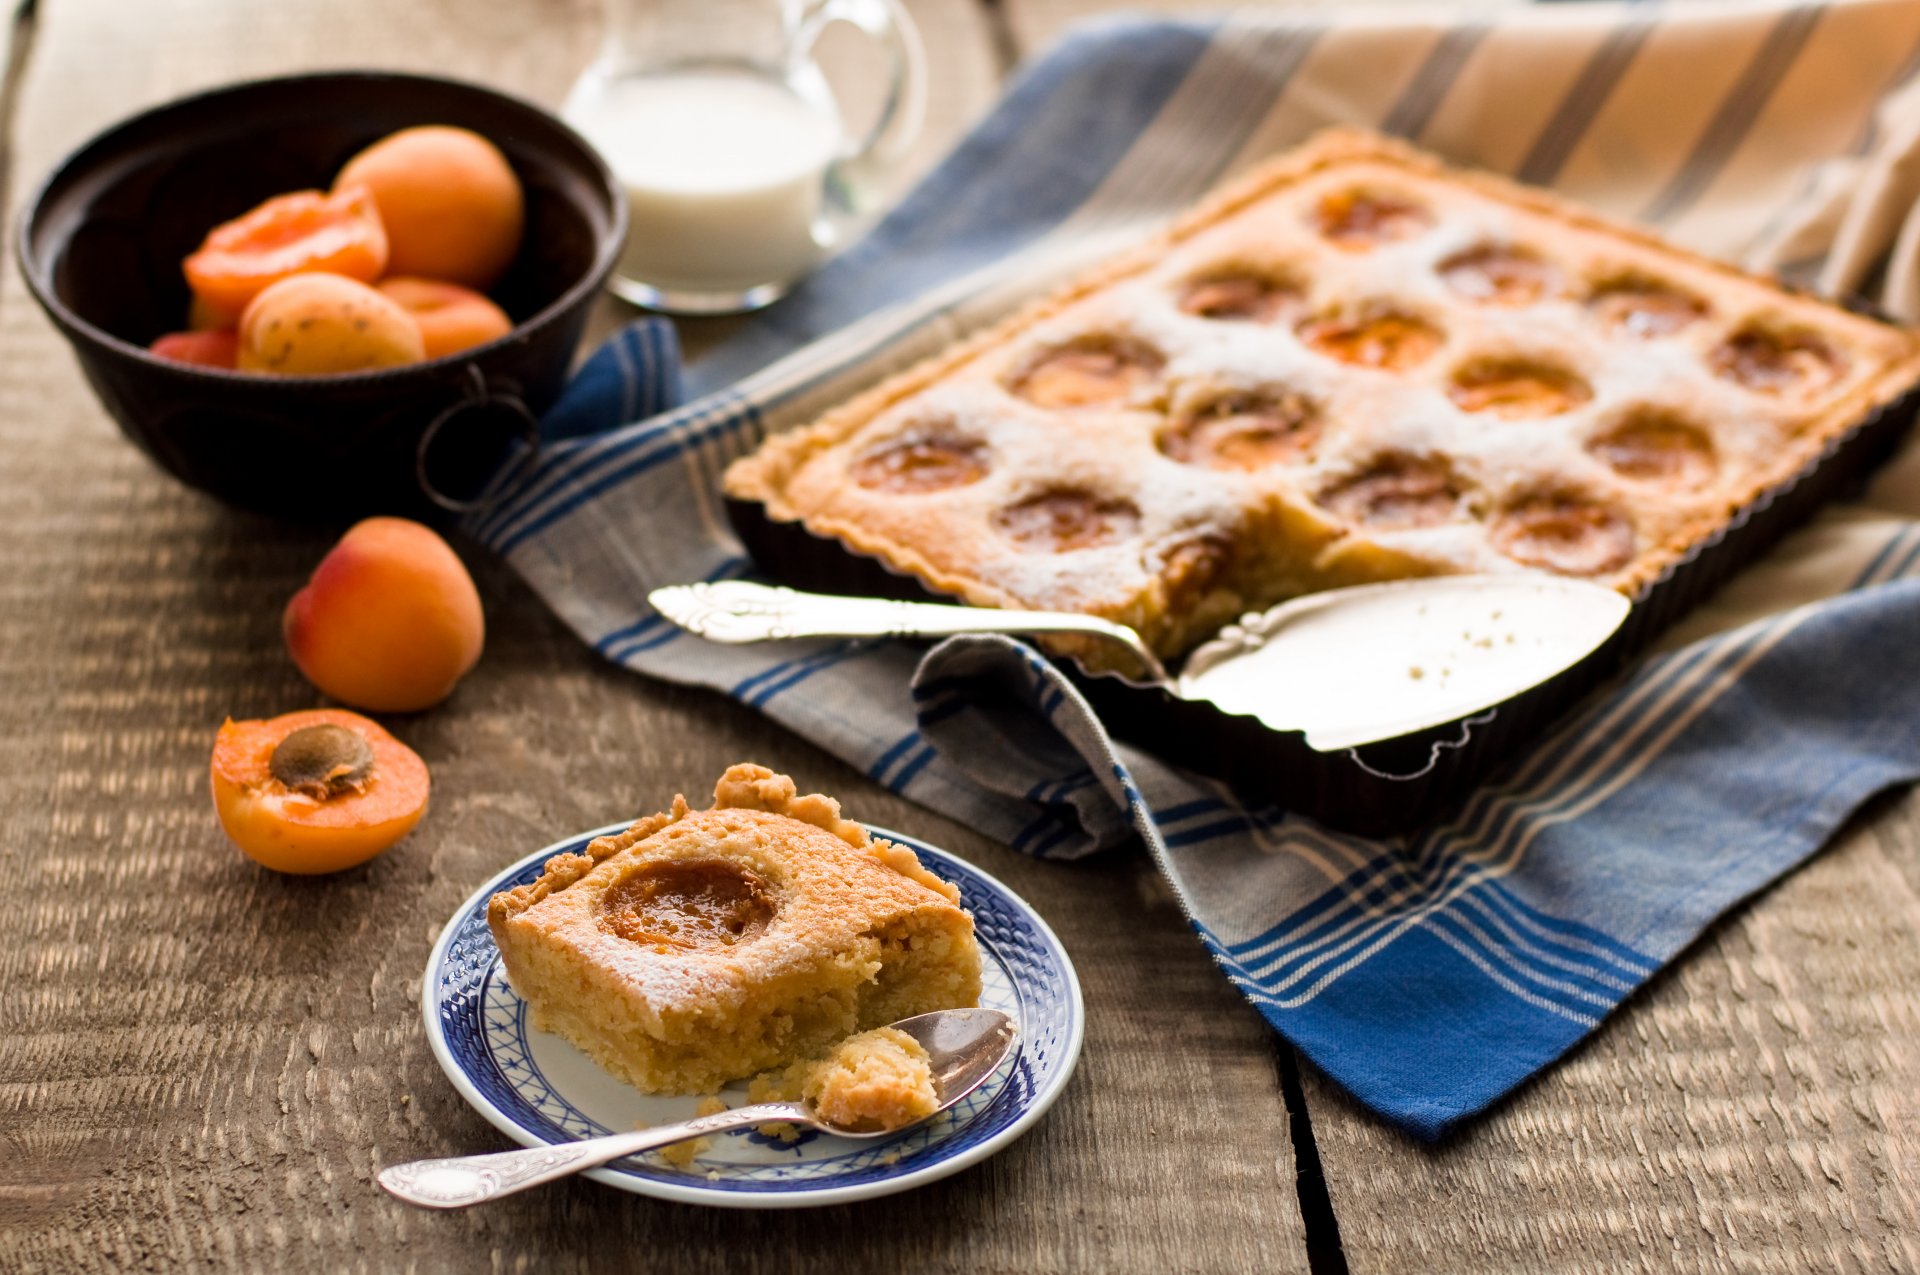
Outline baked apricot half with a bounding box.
[210,709,429,874]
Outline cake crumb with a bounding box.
[655,1095,729,1170]
[748,1027,939,1134]
[1408,666,1424,680]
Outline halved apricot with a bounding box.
[1708,325,1847,397]
[149,329,239,370]
[239,274,425,376]
[375,277,513,359]
[1007,336,1162,410]
[849,432,989,493]
[1313,189,1432,249]
[210,709,429,874]
[993,489,1140,552]
[1176,269,1302,322]
[183,187,389,318]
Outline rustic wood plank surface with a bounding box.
[990,1,1920,1271]
[0,1,1309,1272]
[1300,795,1920,1275]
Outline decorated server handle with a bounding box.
[647,579,1172,684]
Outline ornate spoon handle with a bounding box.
[377,1102,806,1209]
[648,580,1170,683]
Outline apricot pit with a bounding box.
[268,723,375,799]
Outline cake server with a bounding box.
[377,1008,1016,1209]
[648,575,1631,751]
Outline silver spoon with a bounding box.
[648,576,1631,751]
[378,1008,1016,1209]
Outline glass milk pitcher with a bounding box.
[563,0,926,314]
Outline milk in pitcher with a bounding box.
[566,68,844,306]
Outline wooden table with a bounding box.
[5,1,1919,1270]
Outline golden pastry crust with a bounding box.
[487,764,981,1095]
[725,129,1920,663]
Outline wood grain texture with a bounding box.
[1302,795,1920,1275]
[0,1,1305,1271]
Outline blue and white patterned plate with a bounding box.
[422,823,1083,1207]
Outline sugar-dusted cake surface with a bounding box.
[725,129,1920,665]
[486,764,982,1095]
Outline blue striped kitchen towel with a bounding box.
[469,0,1920,1139]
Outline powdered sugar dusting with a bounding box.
[751,135,1919,652]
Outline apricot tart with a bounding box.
[486,765,983,1095]
[725,129,1920,666]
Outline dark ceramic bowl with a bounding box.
[17,71,627,520]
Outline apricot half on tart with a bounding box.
[210,709,429,874]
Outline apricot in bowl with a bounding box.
[183,185,388,318]
[377,277,513,360]
[337,126,526,290]
[149,329,238,370]
[239,274,426,375]
[16,71,626,518]
[211,708,429,874]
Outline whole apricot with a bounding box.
[150,329,239,370]
[335,126,525,289]
[237,274,425,376]
[377,277,513,359]
[284,517,485,712]
[211,708,429,874]
[184,187,388,317]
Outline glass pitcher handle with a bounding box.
[796,0,928,201]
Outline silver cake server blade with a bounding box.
[1176,575,1631,751]
[648,575,1629,752]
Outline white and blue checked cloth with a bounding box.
[471,0,1920,1139]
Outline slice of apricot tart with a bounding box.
[210,708,428,874]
